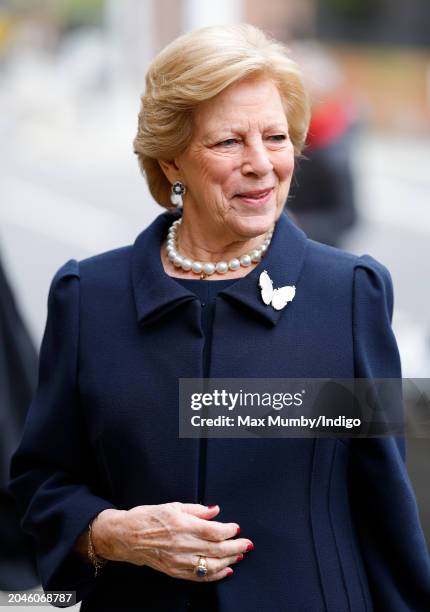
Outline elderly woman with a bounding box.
[9,24,430,612]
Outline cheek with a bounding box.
[210,157,236,181]
[276,149,295,180]
[181,148,231,192]
[200,157,237,196]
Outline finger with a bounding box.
[180,503,220,517]
[186,514,239,541]
[170,553,241,582]
[204,552,244,574]
[191,565,234,583]
[173,530,250,559]
[201,538,252,559]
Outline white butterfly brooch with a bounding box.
[258,270,296,311]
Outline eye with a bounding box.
[267,134,287,142]
[216,138,239,147]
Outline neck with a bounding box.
[161,213,273,280]
[176,215,269,264]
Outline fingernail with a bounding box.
[207,505,218,509]
[236,554,244,562]
[236,525,241,536]
[226,568,234,576]
[246,542,254,552]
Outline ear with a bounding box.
[158,159,181,185]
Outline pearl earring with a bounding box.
[170,181,186,208]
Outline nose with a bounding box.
[241,139,273,177]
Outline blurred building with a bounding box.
[1,0,428,134]
[316,0,430,47]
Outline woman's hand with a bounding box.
[91,503,253,582]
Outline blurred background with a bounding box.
[0,0,429,607]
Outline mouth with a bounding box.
[234,188,274,206]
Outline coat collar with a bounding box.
[131,208,308,327]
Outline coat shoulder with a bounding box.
[305,238,358,274]
[300,239,394,314]
[78,245,133,291]
[304,238,391,283]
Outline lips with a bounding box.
[234,188,274,208]
[236,188,273,198]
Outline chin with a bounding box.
[229,212,276,239]
[228,195,285,236]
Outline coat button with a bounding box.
[201,302,206,307]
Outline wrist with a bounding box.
[88,515,107,576]
[91,508,126,562]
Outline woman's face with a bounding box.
[174,76,295,241]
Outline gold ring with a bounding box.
[194,556,208,577]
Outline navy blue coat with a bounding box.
[9,209,430,611]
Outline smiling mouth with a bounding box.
[235,188,273,198]
[234,188,274,204]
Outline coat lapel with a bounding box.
[131,208,308,328]
[218,211,308,326]
[131,210,196,325]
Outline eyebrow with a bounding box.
[204,123,289,139]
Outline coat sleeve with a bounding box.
[349,254,430,610]
[8,259,117,605]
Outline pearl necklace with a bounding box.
[165,217,274,279]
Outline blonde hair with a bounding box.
[133,23,310,208]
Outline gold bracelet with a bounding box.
[87,515,108,577]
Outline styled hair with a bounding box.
[133,23,310,208]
